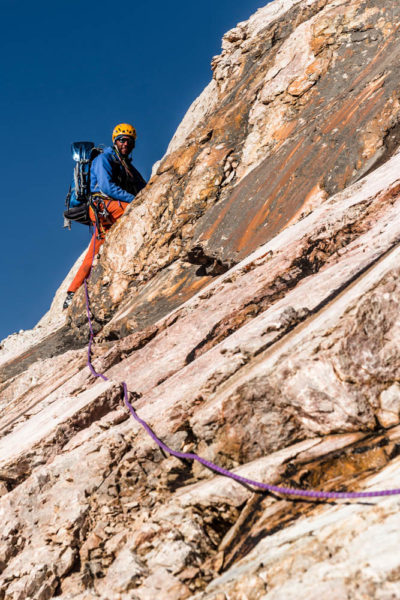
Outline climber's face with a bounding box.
[115,136,135,156]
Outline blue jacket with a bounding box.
[91,146,146,203]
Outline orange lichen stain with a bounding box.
[310,8,343,54]
[234,110,245,129]
[273,121,296,143]
[310,35,328,55]
[304,446,389,490]
[287,77,316,97]
[173,145,198,176]
[211,101,247,138]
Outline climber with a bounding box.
[63,123,146,309]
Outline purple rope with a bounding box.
[83,248,400,500]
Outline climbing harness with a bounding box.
[83,235,400,500]
[90,194,113,239]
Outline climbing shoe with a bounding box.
[63,291,75,310]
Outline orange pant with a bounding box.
[68,200,128,293]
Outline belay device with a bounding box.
[63,141,102,229]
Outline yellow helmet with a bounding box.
[112,123,137,142]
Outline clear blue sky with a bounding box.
[0,0,268,341]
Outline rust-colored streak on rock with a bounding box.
[273,120,297,145]
[197,185,239,244]
[320,75,385,135]
[194,133,322,262]
[190,10,400,265]
[236,137,310,252]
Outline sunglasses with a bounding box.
[117,137,134,145]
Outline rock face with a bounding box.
[2,1,400,598]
